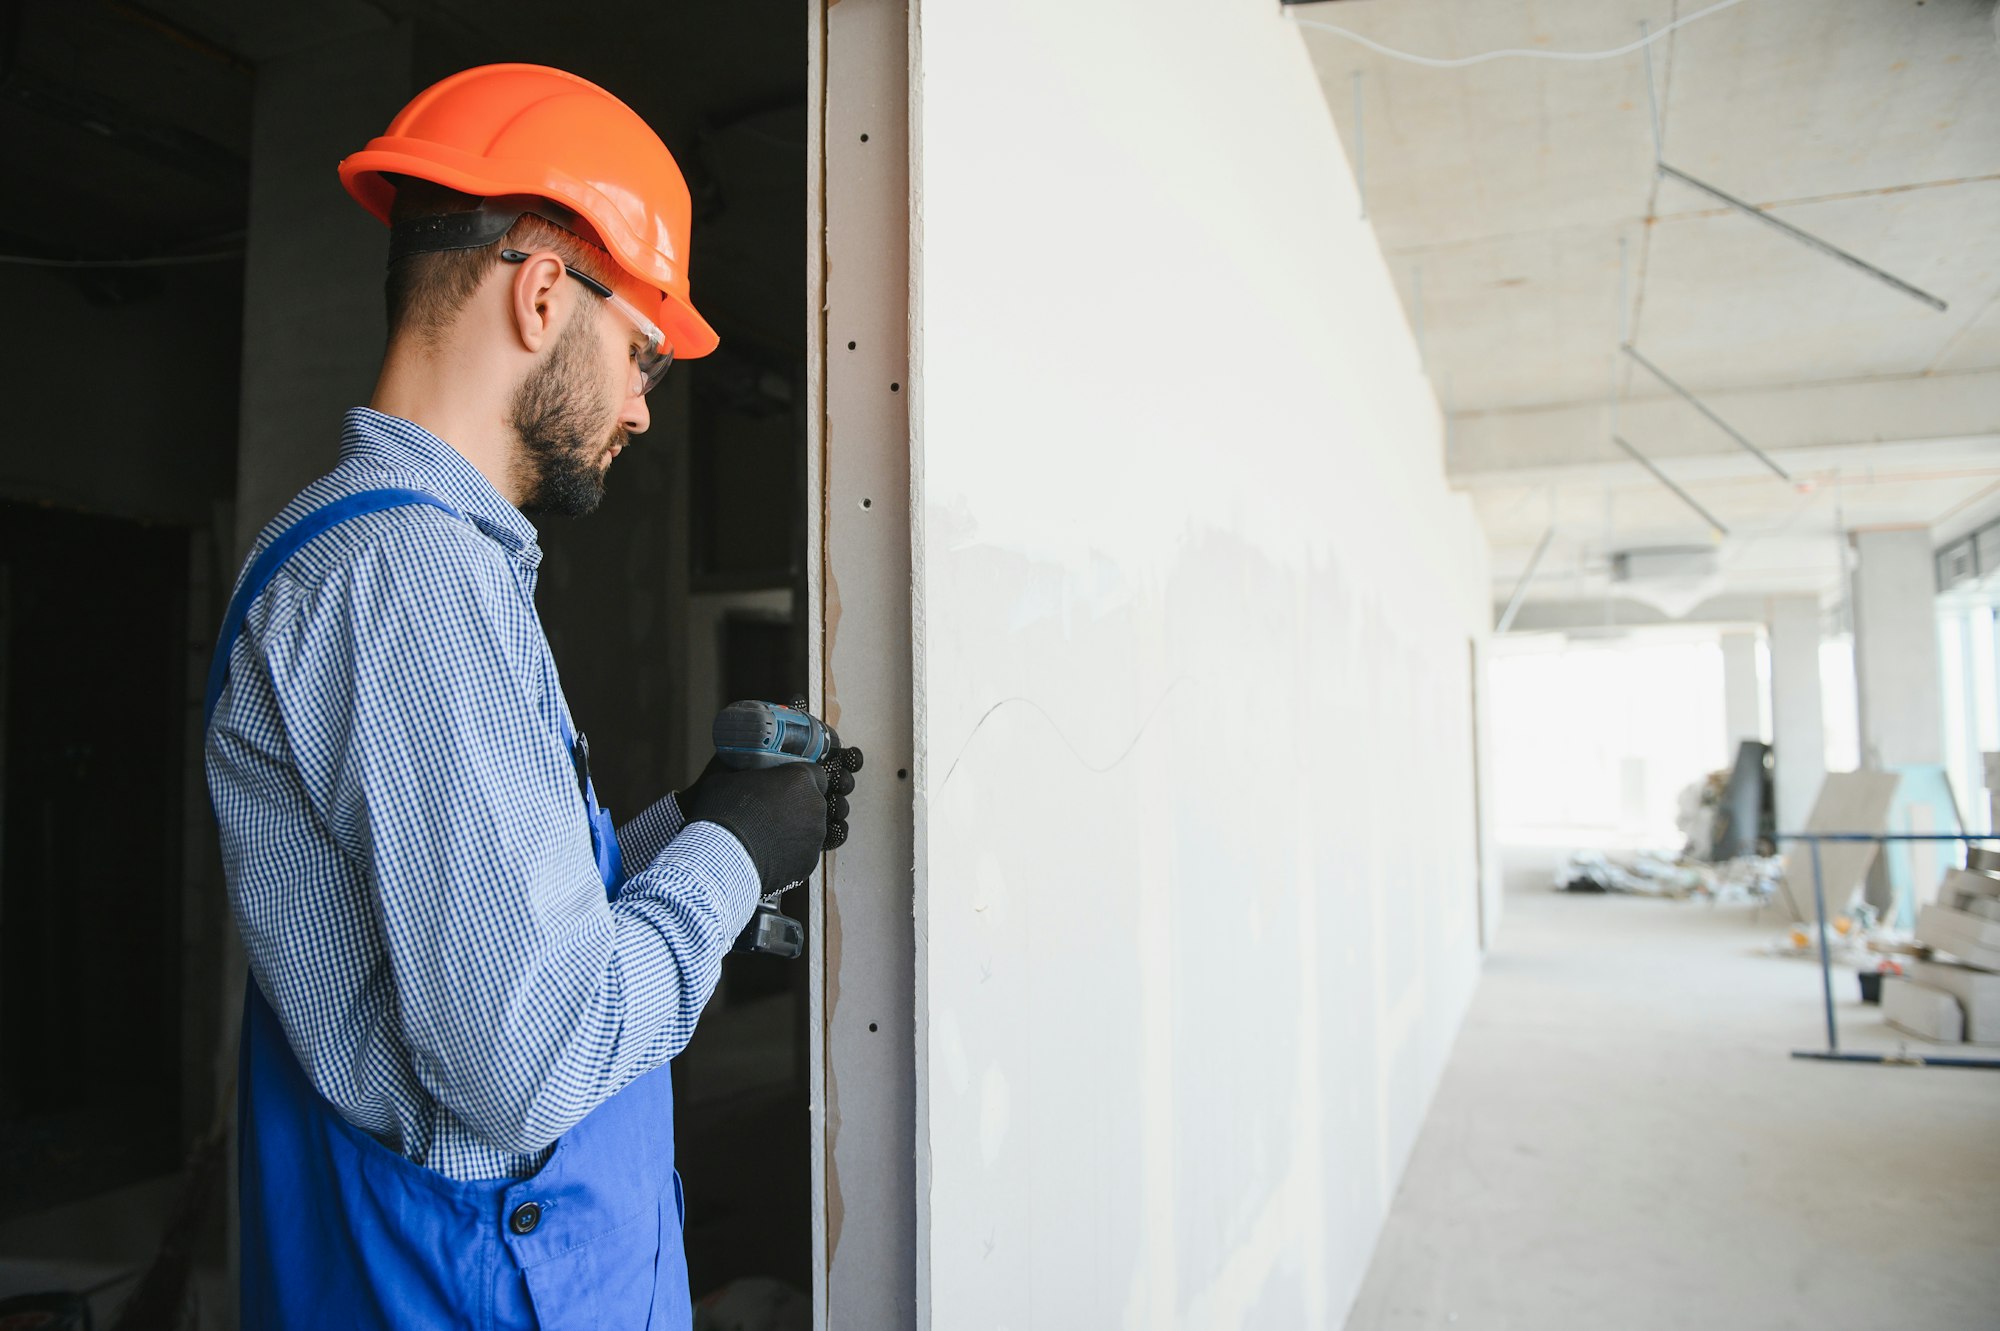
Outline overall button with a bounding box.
[508,1202,542,1235]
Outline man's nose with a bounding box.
[621,390,650,437]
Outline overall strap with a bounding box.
[203,489,462,728]
[201,485,624,894]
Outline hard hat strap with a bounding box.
[388,190,673,372]
[387,194,593,266]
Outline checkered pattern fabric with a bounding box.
[206,408,757,1180]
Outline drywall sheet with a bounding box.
[1779,771,1899,922]
[911,4,1493,1325]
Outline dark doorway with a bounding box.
[0,2,812,1324]
[0,505,192,1210]
[0,5,247,1319]
[432,6,816,1313]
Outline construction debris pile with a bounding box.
[1552,745,1783,903]
[1553,848,1782,903]
[1554,750,2000,1061]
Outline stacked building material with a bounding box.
[1906,960,2000,1043]
[1882,977,1965,1042]
[1892,848,2000,1045]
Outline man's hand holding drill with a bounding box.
[679,703,860,894]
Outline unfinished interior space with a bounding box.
[1303,0,2000,1325]
[1,1,1996,1329]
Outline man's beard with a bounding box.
[511,311,626,518]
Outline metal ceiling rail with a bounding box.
[1610,434,1729,535]
[1620,344,1791,481]
[1656,162,1949,313]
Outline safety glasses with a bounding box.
[500,249,673,394]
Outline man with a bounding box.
[203,64,844,1329]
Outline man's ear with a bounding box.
[506,251,568,353]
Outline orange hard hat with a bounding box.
[339,63,718,359]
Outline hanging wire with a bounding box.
[1639,17,1666,161]
[1287,0,1750,70]
[1609,234,1629,440]
[1352,70,1367,219]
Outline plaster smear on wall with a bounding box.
[913,2,1494,1326]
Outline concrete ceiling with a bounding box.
[1299,0,2000,616]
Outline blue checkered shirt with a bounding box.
[206,408,759,1181]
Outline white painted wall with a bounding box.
[910,4,1493,1325]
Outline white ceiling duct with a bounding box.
[1611,546,1726,619]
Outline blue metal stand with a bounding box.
[1782,831,2000,1071]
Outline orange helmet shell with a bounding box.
[339,63,718,359]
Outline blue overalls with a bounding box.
[205,490,690,1330]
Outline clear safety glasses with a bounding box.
[500,249,674,394]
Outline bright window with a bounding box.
[1489,629,1730,849]
[1939,596,2000,836]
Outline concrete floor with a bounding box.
[1345,856,2000,1331]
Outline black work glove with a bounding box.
[823,757,857,850]
[683,759,833,893]
[675,755,725,825]
[680,728,863,853]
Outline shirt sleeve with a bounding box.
[615,790,690,872]
[295,521,758,1157]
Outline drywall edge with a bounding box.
[818,0,919,1324]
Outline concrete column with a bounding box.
[1851,527,1946,769]
[236,24,414,556]
[1720,629,1764,758]
[1767,594,1827,829]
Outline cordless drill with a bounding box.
[713,700,863,959]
